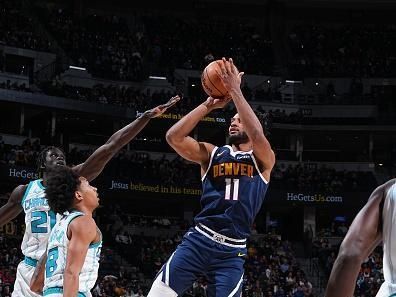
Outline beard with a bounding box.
[228,131,249,145]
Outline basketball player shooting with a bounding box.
[325,178,396,297]
[147,58,275,297]
[0,95,180,297]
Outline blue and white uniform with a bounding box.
[13,179,59,297]
[43,211,102,297]
[149,145,269,297]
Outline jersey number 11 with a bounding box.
[225,178,240,201]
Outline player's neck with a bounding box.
[231,142,252,152]
[73,205,93,217]
[41,172,48,186]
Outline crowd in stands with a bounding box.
[0,234,20,297]
[42,10,146,81]
[37,7,273,81]
[3,0,396,83]
[0,0,51,52]
[243,235,313,297]
[288,23,396,78]
[270,163,377,192]
[314,232,384,297]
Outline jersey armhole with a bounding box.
[201,146,219,182]
[21,181,34,208]
[66,213,85,240]
[251,154,269,184]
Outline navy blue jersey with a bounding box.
[194,145,269,239]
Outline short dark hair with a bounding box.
[45,166,81,214]
[36,146,66,175]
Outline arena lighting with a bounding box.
[285,80,302,84]
[69,65,86,71]
[149,75,167,80]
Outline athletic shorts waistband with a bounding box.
[195,224,247,248]
[43,287,87,297]
[24,256,38,267]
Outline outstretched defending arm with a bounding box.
[0,184,26,227]
[72,96,180,181]
[217,58,275,180]
[166,97,230,171]
[324,180,394,297]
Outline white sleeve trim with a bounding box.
[201,146,219,182]
[250,154,269,184]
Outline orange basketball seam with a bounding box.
[205,67,226,98]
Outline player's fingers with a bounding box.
[169,95,180,104]
[223,57,232,74]
[219,57,228,76]
[238,72,245,79]
[229,58,236,74]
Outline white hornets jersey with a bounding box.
[376,181,396,297]
[21,179,58,262]
[43,211,102,295]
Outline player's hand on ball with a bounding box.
[203,96,232,110]
[144,95,181,118]
[217,57,244,92]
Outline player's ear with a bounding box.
[75,191,83,201]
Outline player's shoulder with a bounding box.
[383,178,396,195]
[368,178,396,203]
[9,183,29,204]
[69,215,96,231]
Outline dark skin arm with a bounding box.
[72,96,180,181]
[0,184,27,227]
[30,250,47,294]
[324,179,395,297]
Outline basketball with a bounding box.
[201,60,235,98]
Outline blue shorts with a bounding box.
[156,225,247,297]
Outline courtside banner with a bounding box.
[0,165,370,205]
[104,178,370,205]
[136,111,227,124]
[264,189,370,206]
[0,165,39,181]
[107,179,202,196]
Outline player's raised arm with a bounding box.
[166,97,230,169]
[0,184,26,226]
[324,180,393,297]
[63,216,97,297]
[217,58,275,180]
[72,95,180,181]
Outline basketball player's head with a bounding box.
[37,146,66,175]
[45,166,99,214]
[228,113,249,145]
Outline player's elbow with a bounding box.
[337,241,365,264]
[64,268,79,282]
[166,129,179,145]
